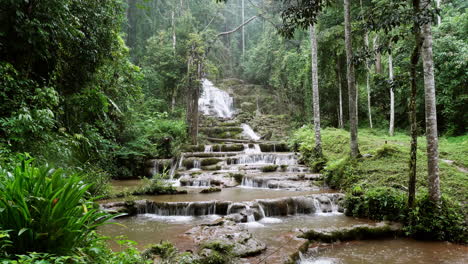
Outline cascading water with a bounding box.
[198,79,235,118]
[241,123,261,140]
[204,145,213,153]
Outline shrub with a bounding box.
[374,144,400,158]
[133,174,177,195]
[405,193,467,243]
[261,165,278,172]
[0,160,114,255]
[345,187,406,222]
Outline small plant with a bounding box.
[230,173,244,183]
[133,172,177,195]
[261,165,278,172]
[374,144,400,158]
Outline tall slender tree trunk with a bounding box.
[187,44,203,145]
[344,0,360,158]
[241,0,245,56]
[373,36,382,74]
[420,0,441,202]
[436,0,441,25]
[360,0,373,129]
[408,0,422,208]
[336,59,344,129]
[309,24,322,157]
[389,52,395,136]
[171,10,177,111]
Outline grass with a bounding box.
[290,127,468,205]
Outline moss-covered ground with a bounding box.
[290,127,467,205]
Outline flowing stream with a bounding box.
[100,79,467,262]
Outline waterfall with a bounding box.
[198,79,235,118]
[241,123,260,140]
[192,160,201,170]
[150,160,159,176]
[169,157,179,180]
[244,143,262,154]
[204,145,213,153]
[230,153,297,165]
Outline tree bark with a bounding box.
[408,0,422,208]
[344,0,360,158]
[309,24,322,157]
[436,0,441,25]
[373,36,382,74]
[389,52,395,136]
[242,0,245,56]
[336,59,344,129]
[420,0,441,202]
[360,0,373,129]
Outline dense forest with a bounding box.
[0,0,466,263]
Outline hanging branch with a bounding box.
[216,15,258,37]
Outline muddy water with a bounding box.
[98,214,370,252]
[301,238,468,264]
[244,214,374,248]
[99,214,219,251]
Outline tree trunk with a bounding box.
[309,24,322,157]
[360,0,373,129]
[389,53,395,136]
[420,0,441,202]
[336,59,344,129]
[241,0,245,56]
[187,43,203,145]
[373,36,382,74]
[172,11,176,53]
[436,0,441,25]
[344,0,360,158]
[408,0,422,208]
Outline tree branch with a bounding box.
[216,15,258,37]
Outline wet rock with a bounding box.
[300,222,403,242]
[225,213,245,223]
[184,220,267,257]
[200,187,222,194]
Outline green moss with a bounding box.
[220,144,244,152]
[261,165,278,172]
[201,165,222,171]
[230,173,244,183]
[200,187,222,193]
[280,165,288,172]
[201,158,221,166]
[374,144,400,158]
[300,224,402,243]
[259,143,289,152]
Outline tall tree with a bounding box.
[186,35,205,145]
[408,0,423,208]
[360,0,373,129]
[389,51,395,136]
[420,0,441,202]
[336,58,344,129]
[344,0,360,158]
[309,24,322,157]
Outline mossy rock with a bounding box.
[261,165,278,172]
[201,158,222,166]
[229,173,244,183]
[182,145,205,152]
[199,127,243,138]
[259,143,289,152]
[300,223,402,242]
[202,165,222,171]
[200,187,222,194]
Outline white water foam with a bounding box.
[241,123,261,140]
[199,79,235,118]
